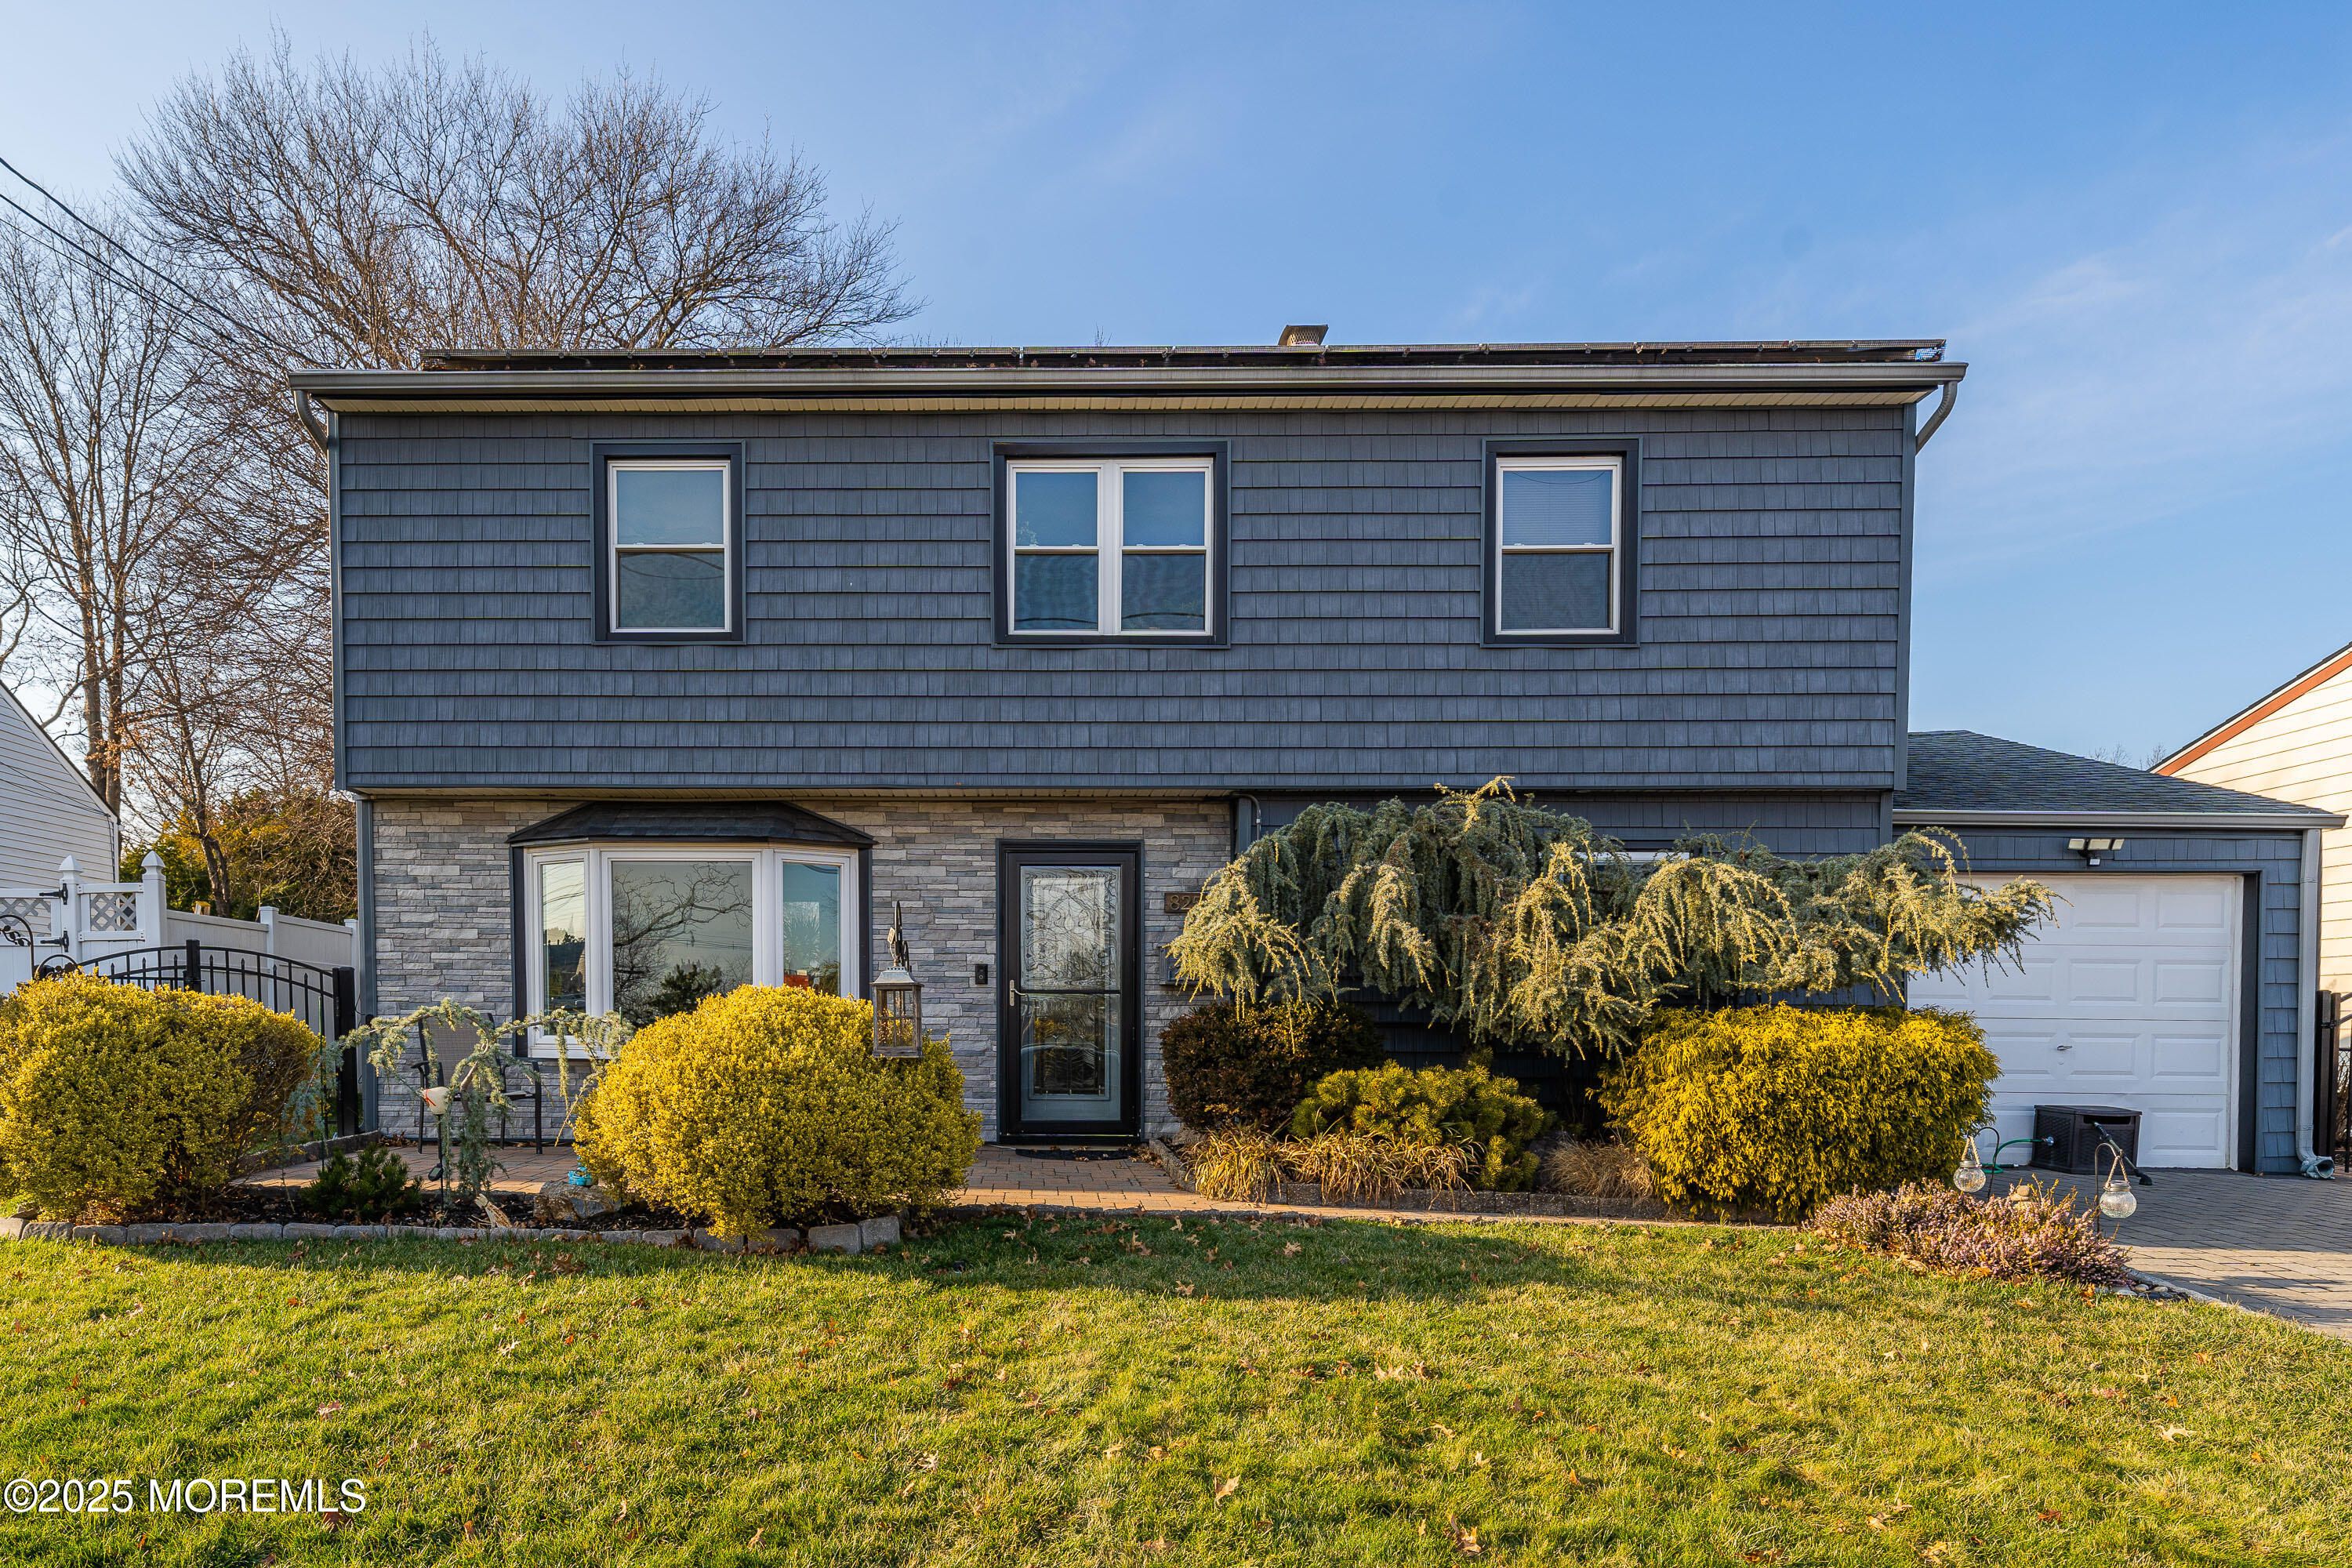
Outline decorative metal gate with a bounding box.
[2322,991,2351,1167]
[68,941,361,1136]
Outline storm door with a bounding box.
[998,843,1142,1138]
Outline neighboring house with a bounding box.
[2158,644,2352,997]
[291,336,2336,1171]
[0,677,115,889]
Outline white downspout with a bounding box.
[2297,826,2336,1177]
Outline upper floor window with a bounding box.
[592,444,744,641]
[1484,441,1639,646]
[996,448,1225,644]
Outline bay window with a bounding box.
[521,842,858,1050]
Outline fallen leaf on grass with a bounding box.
[1213,1477,1240,1501]
[1446,1519,1482,1555]
[2159,1426,2194,1442]
[316,1403,343,1416]
[750,1528,763,1547]
[2036,1510,2060,1524]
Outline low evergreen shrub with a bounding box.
[1159,1000,1384,1134]
[1809,1180,2129,1285]
[1290,1062,1549,1190]
[0,975,327,1220]
[1602,1004,1997,1221]
[299,1145,426,1221]
[572,985,979,1239]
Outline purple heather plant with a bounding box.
[1808,1179,2130,1287]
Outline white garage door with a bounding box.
[1905,874,2239,1169]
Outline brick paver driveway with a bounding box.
[2005,1168,2352,1339]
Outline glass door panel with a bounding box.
[1015,863,1123,1126]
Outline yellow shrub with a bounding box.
[1602,1004,1997,1221]
[572,985,980,1239]
[0,975,327,1219]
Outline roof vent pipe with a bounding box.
[1277,325,1327,347]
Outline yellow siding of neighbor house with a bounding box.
[2168,661,2352,993]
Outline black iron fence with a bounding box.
[2322,990,2351,1167]
[71,940,361,1135]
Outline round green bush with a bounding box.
[0,975,326,1220]
[1602,1004,1998,1221]
[1160,999,1385,1134]
[572,985,981,1238]
[1290,1062,1551,1190]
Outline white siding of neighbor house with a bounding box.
[0,682,115,888]
[2165,657,2352,993]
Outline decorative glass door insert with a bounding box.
[1015,863,1124,1125]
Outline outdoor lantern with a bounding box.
[872,902,924,1058]
[1953,1136,1987,1195]
[2098,1157,2138,1221]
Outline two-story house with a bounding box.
[294,336,2339,1174]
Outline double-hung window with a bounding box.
[1485,444,1637,644]
[1000,452,1222,642]
[593,445,743,641]
[521,842,858,1049]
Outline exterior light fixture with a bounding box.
[1953,1136,1987,1194]
[2066,837,2126,866]
[2096,1144,2139,1221]
[872,902,924,1058]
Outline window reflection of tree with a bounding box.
[610,862,753,1022]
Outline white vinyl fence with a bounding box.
[0,851,357,995]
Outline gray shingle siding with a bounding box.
[336,406,1906,794]
[1941,828,2308,1176]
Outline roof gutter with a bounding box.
[289,359,1965,405]
[1893,807,2347,830]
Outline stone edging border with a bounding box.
[0,1214,903,1256]
[1145,1135,1678,1221]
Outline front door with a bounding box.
[998,843,1142,1138]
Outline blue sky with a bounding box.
[8,2,2350,761]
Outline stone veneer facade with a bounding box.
[365,795,1232,1139]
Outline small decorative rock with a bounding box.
[71,1225,125,1244]
[858,1215,902,1250]
[639,1230,687,1246]
[691,1229,744,1253]
[434,1227,481,1242]
[533,1181,619,1226]
[0,1218,23,1240]
[226,1224,284,1242]
[602,1230,643,1245]
[23,1221,73,1243]
[806,1222,862,1254]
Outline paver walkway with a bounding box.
[2000,1168,2352,1340]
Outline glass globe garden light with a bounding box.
[1953,1137,1987,1195]
[2099,1158,2138,1221]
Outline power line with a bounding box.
[0,152,318,366]
[0,194,213,341]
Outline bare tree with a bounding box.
[118,32,916,368]
[0,220,232,814]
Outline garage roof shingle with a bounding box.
[1898,731,2335,818]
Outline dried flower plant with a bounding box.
[1809,1179,2129,1286]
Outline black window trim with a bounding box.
[991,440,1231,649]
[590,440,746,644]
[1481,436,1641,648]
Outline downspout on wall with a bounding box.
[2298,826,2336,1177]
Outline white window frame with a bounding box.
[521,841,860,1054]
[1494,455,1621,636]
[607,458,735,635]
[1004,457,1215,638]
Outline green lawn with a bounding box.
[0,1214,2345,1565]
